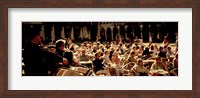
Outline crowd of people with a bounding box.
[22,24,178,76]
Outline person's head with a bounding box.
[145,47,149,51]
[167,47,171,51]
[104,50,110,56]
[95,52,101,59]
[55,40,65,51]
[118,45,122,49]
[132,46,136,50]
[159,47,163,52]
[163,46,167,52]
[150,45,154,50]
[88,44,92,48]
[81,43,84,47]
[137,59,143,66]
[81,49,86,55]
[110,47,115,51]
[99,44,104,49]
[93,45,97,50]
[131,52,135,56]
[141,46,144,50]
[127,44,131,48]
[112,52,119,58]
[119,43,122,47]
[106,45,110,49]
[29,25,42,44]
[156,56,162,64]
[97,42,100,46]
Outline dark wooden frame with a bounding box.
[0,0,199,98]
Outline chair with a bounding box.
[131,67,140,76]
[85,69,94,76]
[56,68,66,76]
[122,62,135,70]
[62,70,82,76]
[143,60,155,70]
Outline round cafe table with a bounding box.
[79,61,93,69]
[151,70,169,76]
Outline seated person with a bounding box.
[110,52,123,76]
[149,44,158,56]
[116,45,124,55]
[150,56,169,75]
[132,59,151,76]
[111,52,121,66]
[142,47,151,59]
[92,45,98,53]
[55,39,65,57]
[55,40,79,67]
[171,53,178,76]
[166,46,174,58]
[158,47,167,58]
[102,50,111,65]
[127,51,137,63]
[92,53,105,73]
[78,49,93,68]
[79,49,90,61]
[173,53,178,68]
[142,47,150,56]
[109,47,115,59]
[92,53,111,76]
[23,26,68,76]
[163,36,169,45]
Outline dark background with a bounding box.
[22,22,178,47]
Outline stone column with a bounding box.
[117,25,120,37]
[61,26,65,39]
[148,24,152,43]
[139,24,143,42]
[41,25,45,41]
[156,24,161,41]
[97,23,101,37]
[104,27,107,40]
[110,25,114,41]
[51,26,55,42]
[125,25,128,40]
[80,27,83,39]
[70,26,74,40]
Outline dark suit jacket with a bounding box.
[93,59,105,72]
[23,42,63,76]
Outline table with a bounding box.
[56,68,83,76]
[151,69,169,76]
[79,61,93,68]
[70,67,89,74]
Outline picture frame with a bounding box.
[0,0,199,98]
